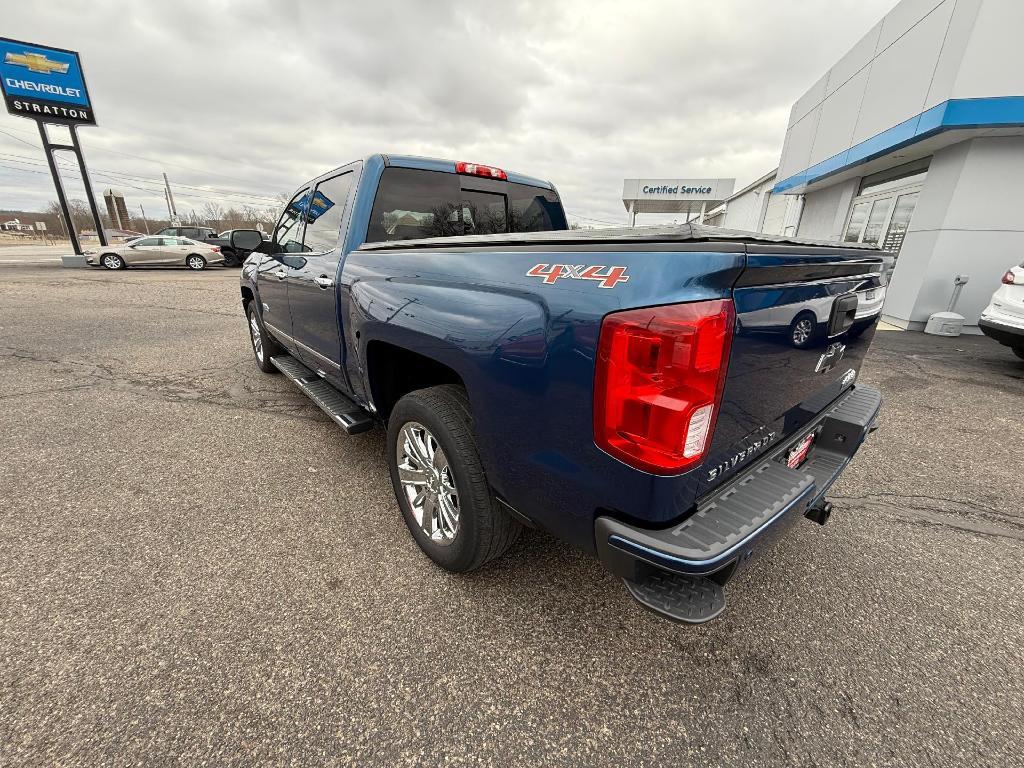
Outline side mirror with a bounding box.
[230,229,264,251]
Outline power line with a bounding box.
[0,126,40,149]
[0,127,283,205]
[0,149,280,208]
[0,121,270,186]
[0,148,281,203]
[565,210,622,226]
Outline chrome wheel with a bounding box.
[102,254,122,269]
[396,421,459,545]
[792,317,814,346]
[187,255,205,270]
[249,314,263,363]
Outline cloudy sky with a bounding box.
[2,0,896,227]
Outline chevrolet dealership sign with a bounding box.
[0,37,95,124]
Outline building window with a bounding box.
[842,162,927,256]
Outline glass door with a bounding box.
[842,178,923,256]
[881,191,919,253]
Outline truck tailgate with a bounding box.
[698,244,885,497]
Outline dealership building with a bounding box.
[637,0,1024,332]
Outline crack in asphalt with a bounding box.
[832,492,1024,543]
[0,344,328,424]
[0,383,97,402]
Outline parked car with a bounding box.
[979,262,1024,359]
[231,154,883,624]
[86,236,224,270]
[219,229,269,243]
[153,226,252,266]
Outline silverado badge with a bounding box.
[706,430,777,482]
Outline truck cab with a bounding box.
[240,155,566,393]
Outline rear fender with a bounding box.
[350,277,549,491]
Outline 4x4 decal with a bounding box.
[526,263,630,289]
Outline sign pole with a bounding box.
[2,37,100,263]
[37,120,81,256]
[69,124,107,247]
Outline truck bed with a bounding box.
[344,222,886,542]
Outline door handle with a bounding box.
[272,269,287,280]
[314,275,335,289]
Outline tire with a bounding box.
[222,249,240,267]
[387,384,521,572]
[100,253,125,270]
[790,311,818,349]
[246,301,284,373]
[1013,346,1024,361]
[186,254,207,271]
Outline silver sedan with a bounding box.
[86,236,225,270]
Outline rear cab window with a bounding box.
[365,167,566,243]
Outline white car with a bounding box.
[979,263,1024,359]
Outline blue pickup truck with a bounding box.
[232,154,884,624]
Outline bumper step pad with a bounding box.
[597,384,883,624]
[624,570,726,624]
[270,355,374,435]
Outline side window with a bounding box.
[182,228,201,239]
[273,189,311,253]
[136,237,159,246]
[161,237,178,247]
[303,172,355,252]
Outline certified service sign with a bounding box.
[0,37,95,125]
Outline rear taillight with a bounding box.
[594,299,734,474]
[211,246,221,253]
[1002,270,1016,285]
[456,161,507,181]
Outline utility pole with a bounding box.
[163,172,179,224]
[139,203,150,234]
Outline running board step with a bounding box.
[623,571,726,625]
[270,354,374,434]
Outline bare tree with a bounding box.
[200,201,225,227]
[59,198,111,235]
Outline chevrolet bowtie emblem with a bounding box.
[4,51,69,75]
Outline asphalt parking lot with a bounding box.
[1,262,1022,766]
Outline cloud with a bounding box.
[1,0,896,226]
